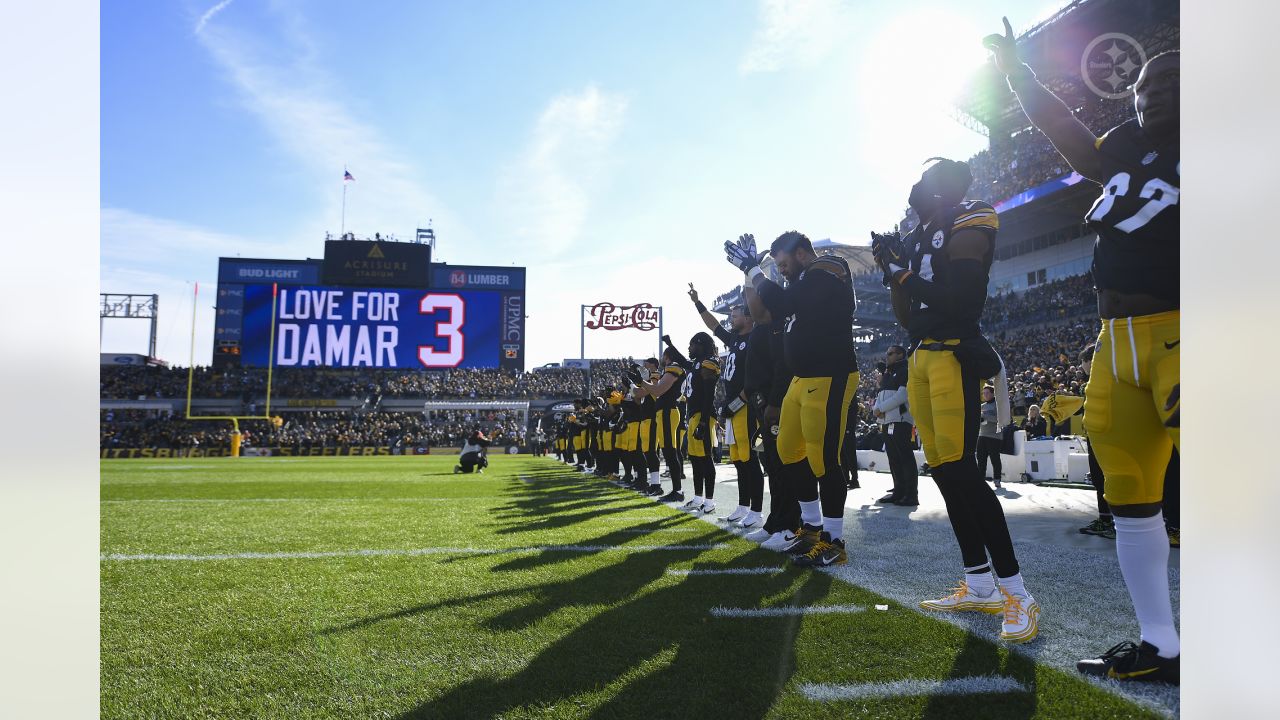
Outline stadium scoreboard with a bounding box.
[214,241,525,371]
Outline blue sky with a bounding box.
[101,0,1062,367]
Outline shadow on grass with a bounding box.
[394,565,831,719]
[919,630,1040,720]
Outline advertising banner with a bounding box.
[322,240,431,288]
[218,259,321,285]
[432,265,526,291]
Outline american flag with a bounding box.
[343,169,355,183]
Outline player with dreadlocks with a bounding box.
[661,333,722,514]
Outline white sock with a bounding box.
[998,572,1029,599]
[736,504,749,515]
[649,471,660,485]
[692,495,703,505]
[800,500,822,527]
[1115,513,1180,658]
[964,564,996,596]
[822,516,844,541]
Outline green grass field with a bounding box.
[101,456,1163,719]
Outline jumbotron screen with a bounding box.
[238,284,521,369]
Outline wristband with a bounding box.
[895,269,914,285]
[746,266,764,283]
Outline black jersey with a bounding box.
[1086,119,1179,304]
[744,322,774,399]
[655,363,685,410]
[713,325,752,403]
[688,357,721,417]
[757,256,858,378]
[638,393,656,421]
[904,200,999,342]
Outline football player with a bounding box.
[626,359,666,496]
[662,333,722,514]
[687,284,766,527]
[987,18,1179,680]
[634,348,690,503]
[726,231,858,567]
[873,156,1039,643]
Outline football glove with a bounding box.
[625,368,643,386]
[870,230,911,282]
[692,422,705,441]
[736,233,758,258]
[724,239,760,273]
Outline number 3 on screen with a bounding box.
[418,294,465,367]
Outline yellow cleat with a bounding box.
[998,588,1041,643]
[919,580,1005,614]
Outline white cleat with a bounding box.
[998,588,1041,644]
[919,580,1005,614]
[760,531,796,552]
[736,511,762,528]
[682,499,702,511]
[700,501,716,515]
[744,528,771,542]
[720,507,748,523]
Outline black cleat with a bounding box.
[644,485,665,497]
[792,531,847,567]
[877,492,900,504]
[1077,641,1179,685]
[658,490,684,503]
[891,496,919,506]
[783,524,823,555]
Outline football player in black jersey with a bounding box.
[726,231,858,567]
[662,333,722,514]
[687,284,767,528]
[626,358,665,495]
[986,18,1180,682]
[743,282,801,549]
[874,157,1040,644]
[634,349,689,503]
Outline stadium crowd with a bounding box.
[100,409,530,450]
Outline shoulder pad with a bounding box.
[809,255,851,281]
[951,201,999,233]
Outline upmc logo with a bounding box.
[503,295,523,342]
[450,270,468,287]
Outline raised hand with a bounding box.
[725,240,760,273]
[687,283,700,304]
[982,16,1020,75]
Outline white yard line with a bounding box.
[799,676,1028,701]
[709,604,866,618]
[667,567,784,576]
[101,543,729,562]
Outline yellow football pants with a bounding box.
[687,411,718,458]
[777,372,858,478]
[656,408,682,450]
[908,339,972,467]
[638,418,654,453]
[726,405,755,463]
[1084,310,1180,506]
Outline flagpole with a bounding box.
[341,166,347,236]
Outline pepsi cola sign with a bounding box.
[584,302,661,331]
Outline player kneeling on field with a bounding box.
[455,429,491,474]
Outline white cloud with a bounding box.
[496,85,628,257]
[192,5,464,244]
[100,208,274,365]
[194,0,235,35]
[739,0,848,74]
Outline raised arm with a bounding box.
[984,16,1105,182]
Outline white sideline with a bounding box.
[667,567,784,576]
[800,676,1028,701]
[709,604,866,617]
[101,497,474,504]
[101,543,729,562]
[617,528,701,534]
